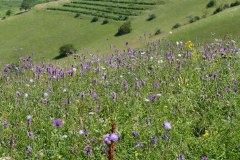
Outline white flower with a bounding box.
[176,41,179,46]
[43,93,48,97]
[144,98,150,102]
[169,31,173,34]
[63,88,68,92]
[89,112,94,115]
[62,135,68,139]
[150,57,154,60]
[79,130,84,135]
[24,93,28,98]
[158,60,163,64]
[141,52,145,55]
[178,54,182,57]
[29,79,34,83]
[72,68,77,72]
[157,94,162,97]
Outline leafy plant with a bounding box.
[58,44,76,59]
[172,23,181,29]
[147,14,156,21]
[115,21,132,36]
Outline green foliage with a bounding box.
[172,23,181,29]
[115,21,132,36]
[154,28,161,35]
[147,14,156,21]
[20,0,33,10]
[206,0,216,8]
[91,16,98,22]
[230,1,240,7]
[58,44,76,58]
[189,16,200,23]
[102,19,109,25]
[5,9,12,16]
[74,13,80,18]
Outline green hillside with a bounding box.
[0,0,239,65]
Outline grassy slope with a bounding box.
[0,0,239,65]
[168,6,240,44]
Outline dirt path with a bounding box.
[34,0,71,10]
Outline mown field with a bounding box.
[0,38,239,159]
[0,0,239,65]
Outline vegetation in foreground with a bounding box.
[0,38,240,159]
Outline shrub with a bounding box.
[147,14,156,21]
[230,1,240,7]
[189,16,200,23]
[91,16,99,22]
[58,44,76,58]
[102,19,109,25]
[115,21,132,36]
[6,10,12,16]
[206,0,216,8]
[74,13,80,18]
[172,23,181,29]
[154,29,161,35]
[1,16,6,20]
[213,7,223,14]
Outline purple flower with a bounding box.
[150,136,158,144]
[111,92,116,101]
[27,115,32,127]
[225,87,231,92]
[150,94,157,102]
[110,133,119,142]
[135,141,143,147]
[3,121,8,127]
[202,155,208,160]
[177,153,184,160]
[153,81,159,88]
[132,131,138,137]
[233,80,238,86]
[146,118,151,126]
[28,131,34,139]
[85,65,91,70]
[84,146,92,155]
[53,119,63,127]
[92,92,98,99]
[161,132,169,140]
[163,121,171,129]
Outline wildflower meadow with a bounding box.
[0,38,240,159]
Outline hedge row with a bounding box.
[63,4,140,16]
[47,7,127,21]
[71,1,148,10]
[63,4,139,16]
[81,0,156,5]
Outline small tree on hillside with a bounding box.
[6,10,12,16]
[115,21,132,36]
[20,0,33,10]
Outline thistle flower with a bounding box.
[84,146,92,155]
[135,141,143,148]
[28,131,34,139]
[132,131,138,137]
[27,115,32,127]
[177,153,184,160]
[163,121,171,129]
[53,119,63,127]
[111,92,116,101]
[161,132,169,140]
[202,155,208,160]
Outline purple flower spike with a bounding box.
[161,132,169,140]
[225,87,231,92]
[132,131,138,137]
[53,119,63,127]
[28,131,34,139]
[103,134,111,144]
[163,121,172,129]
[84,146,92,155]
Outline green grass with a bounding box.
[0,0,239,65]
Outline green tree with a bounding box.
[20,0,33,10]
[6,10,12,16]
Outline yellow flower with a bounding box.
[185,41,194,51]
[203,130,209,137]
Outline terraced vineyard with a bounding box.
[47,0,158,21]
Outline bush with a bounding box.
[74,13,80,18]
[154,29,161,35]
[115,21,132,36]
[58,44,76,58]
[91,16,98,22]
[213,7,223,14]
[172,23,181,29]
[189,16,200,23]
[102,19,109,25]
[147,14,156,21]
[1,16,6,20]
[206,0,216,8]
[230,1,240,7]
[6,10,12,16]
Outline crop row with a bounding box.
[71,1,149,10]
[47,7,128,21]
[80,0,156,5]
[63,3,140,16]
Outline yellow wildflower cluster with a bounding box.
[199,130,210,141]
[185,41,194,51]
